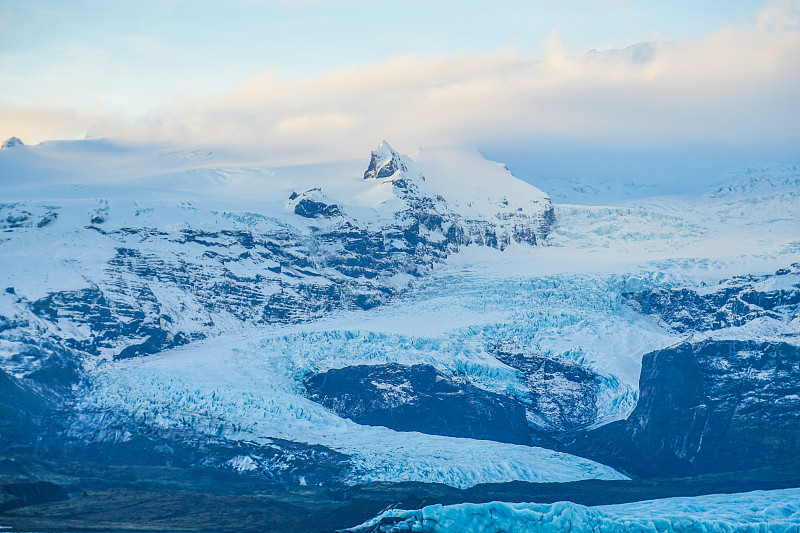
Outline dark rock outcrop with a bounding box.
[0,481,68,512]
[303,363,533,445]
[493,346,600,434]
[566,340,800,477]
[0,369,53,451]
[625,264,800,333]
[289,188,344,219]
[1,137,23,149]
[30,285,193,360]
[363,141,407,180]
[0,203,58,230]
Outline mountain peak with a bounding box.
[363,140,407,180]
[1,137,24,149]
[376,139,395,153]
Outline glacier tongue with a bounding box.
[80,330,628,488]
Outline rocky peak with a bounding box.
[287,188,344,219]
[363,140,408,180]
[1,137,24,149]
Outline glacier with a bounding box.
[78,331,628,488]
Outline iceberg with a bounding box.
[353,488,800,532]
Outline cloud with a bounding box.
[3,0,799,165]
[0,102,121,145]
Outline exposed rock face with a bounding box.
[288,188,344,219]
[358,141,554,250]
[30,285,193,361]
[561,266,800,478]
[303,363,533,445]
[493,346,599,434]
[1,204,58,229]
[0,369,54,450]
[1,137,23,149]
[363,141,407,180]
[0,481,68,512]
[301,350,603,447]
[566,340,800,477]
[624,264,800,333]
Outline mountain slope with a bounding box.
[1,136,799,500]
[0,140,631,489]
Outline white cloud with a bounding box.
[2,1,798,165]
[0,102,118,145]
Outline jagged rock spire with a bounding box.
[363,140,407,180]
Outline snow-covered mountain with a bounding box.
[2,139,616,489]
[0,140,553,374]
[1,137,799,503]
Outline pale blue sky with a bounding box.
[0,0,766,114]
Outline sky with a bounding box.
[1,0,798,182]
